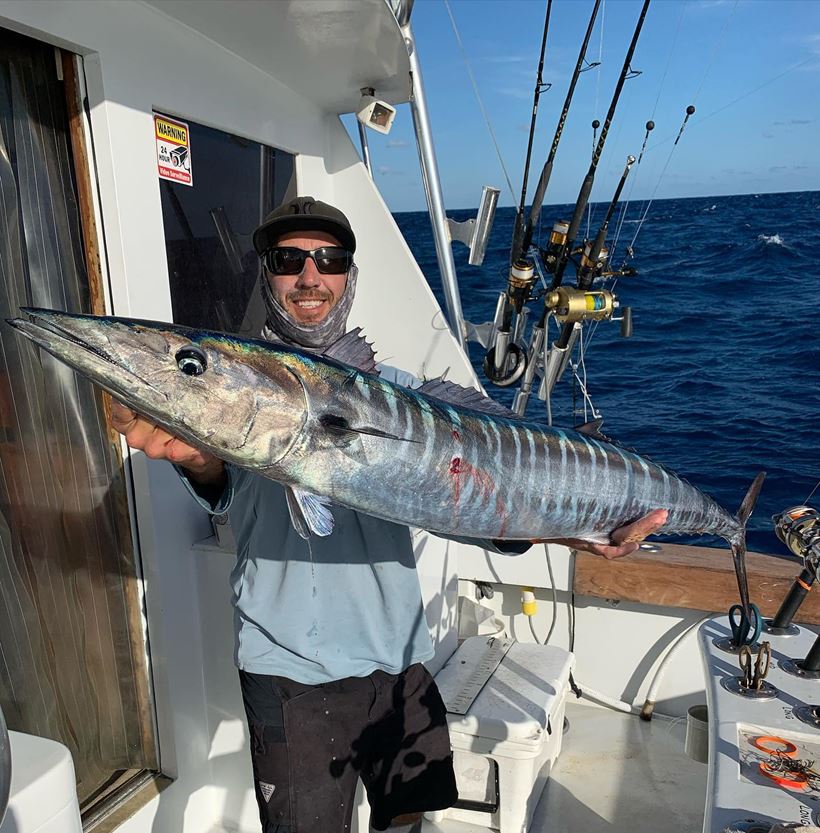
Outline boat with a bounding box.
[0,2,818,833]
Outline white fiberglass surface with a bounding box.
[420,701,707,833]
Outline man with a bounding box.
[112,196,666,833]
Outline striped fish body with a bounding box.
[274,353,740,544]
[8,309,743,547]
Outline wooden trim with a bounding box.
[84,772,174,833]
[573,542,819,624]
[61,52,106,317]
[61,51,159,769]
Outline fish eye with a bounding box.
[175,345,207,377]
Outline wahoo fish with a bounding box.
[7,308,763,607]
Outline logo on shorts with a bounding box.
[259,781,276,803]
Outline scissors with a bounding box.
[729,602,762,647]
[739,641,770,690]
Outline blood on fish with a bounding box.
[452,429,461,442]
[449,455,496,508]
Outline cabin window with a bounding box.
[158,118,296,335]
[0,27,159,817]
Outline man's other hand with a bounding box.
[110,400,224,484]
[538,509,669,560]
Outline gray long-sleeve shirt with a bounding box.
[179,365,528,684]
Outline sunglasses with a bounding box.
[262,246,353,276]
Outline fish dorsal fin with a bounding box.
[417,378,520,420]
[285,486,335,539]
[575,418,610,443]
[324,328,379,375]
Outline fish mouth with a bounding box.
[8,307,119,366]
[6,307,160,397]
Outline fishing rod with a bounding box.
[515,155,637,415]
[511,2,651,415]
[511,0,601,264]
[575,154,635,290]
[510,0,553,266]
[521,0,649,417]
[546,0,650,296]
[485,0,602,387]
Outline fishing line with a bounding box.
[511,0,553,261]
[517,0,602,259]
[611,0,687,258]
[613,0,737,264]
[640,54,818,156]
[806,480,820,505]
[587,0,606,239]
[443,0,517,202]
[691,0,739,105]
[571,361,599,425]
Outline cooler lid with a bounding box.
[5,731,80,831]
[436,636,574,743]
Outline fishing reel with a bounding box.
[483,259,537,386]
[766,505,820,636]
[541,220,569,274]
[505,258,538,311]
[578,240,610,282]
[773,505,820,572]
[543,286,616,324]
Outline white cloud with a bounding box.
[496,87,533,101]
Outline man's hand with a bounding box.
[538,509,669,560]
[110,400,225,485]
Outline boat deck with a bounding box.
[426,700,708,833]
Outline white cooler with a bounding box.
[431,636,574,833]
[0,732,82,833]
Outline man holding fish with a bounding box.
[108,196,665,833]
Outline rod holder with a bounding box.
[765,566,814,635]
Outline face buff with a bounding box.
[260,264,358,349]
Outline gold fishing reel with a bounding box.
[773,505,820,565]
[543,286,616,323]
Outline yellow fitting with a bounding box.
[521,586,537,616]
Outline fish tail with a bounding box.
[730,472,766,614]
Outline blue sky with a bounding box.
[344,0,820,212]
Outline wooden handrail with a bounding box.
[572,542,820,624]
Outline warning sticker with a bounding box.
[154,114,192,186]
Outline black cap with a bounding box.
[253,196,356,255]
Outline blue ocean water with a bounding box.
[393,191,820,554]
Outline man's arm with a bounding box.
[449,508,668,559]
[540,509,669,559]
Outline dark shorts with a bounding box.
[239,663,458,833]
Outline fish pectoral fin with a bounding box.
[319,413,418,443]
[285,487,335,539]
